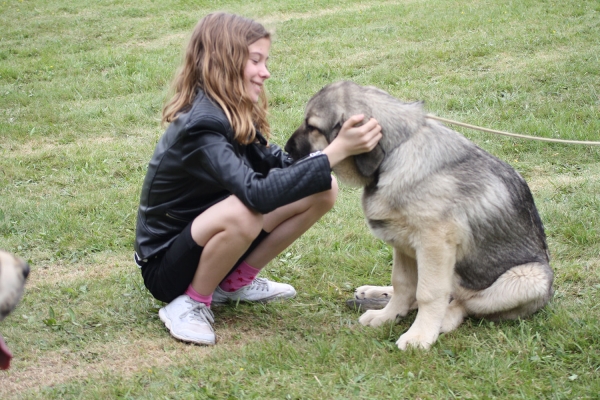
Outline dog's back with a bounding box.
[342,82,551,292]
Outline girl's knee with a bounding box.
[315,176,338,211]
[190,196,263,247]
[330,175,339,200]
[226,197,264,239]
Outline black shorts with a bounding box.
[139,222,269,303]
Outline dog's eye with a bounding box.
[306,124,322,133]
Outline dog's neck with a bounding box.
[332,157,374,187]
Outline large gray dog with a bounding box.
[285,81,553,350]
[0,250,29,369]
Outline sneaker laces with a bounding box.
[181,300,215,330]
[245,277,269,292]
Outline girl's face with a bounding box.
[244,38,271,103]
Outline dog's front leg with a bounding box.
[359,249,417,327]
[396,235,456,350]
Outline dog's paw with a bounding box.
[396,327,438,351]
[346,297,389,311]
[346,285,391,311]
[354,285,393,300]
[358,309,398,327]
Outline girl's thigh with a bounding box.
[190,195,263,246]
[142,195,266,302]
[262,178,338,232]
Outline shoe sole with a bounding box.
[158,308,216,346]
[211,292,296,305]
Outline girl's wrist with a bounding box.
[322,142,346,168]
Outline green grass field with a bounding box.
[1,0,599,398]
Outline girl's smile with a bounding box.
[244,38,271,103]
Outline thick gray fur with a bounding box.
[285,81,553,350]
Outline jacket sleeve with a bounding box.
[253,131,294,169]
[267,143,294,168]
[181,127,332,214]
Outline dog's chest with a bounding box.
[361,190,414,251]
[332,159,372,188]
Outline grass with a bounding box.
[1,0,599,398]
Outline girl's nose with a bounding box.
[261,64,270,79]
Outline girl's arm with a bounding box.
[182,129,332,214]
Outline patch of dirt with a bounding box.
[1,253,271,397]
[0,309,268,398]
[526,173,589,193]
[26,254,131,289]
[260,0,403,26]
[0,336,194,397]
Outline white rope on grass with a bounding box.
[426,114,600,146]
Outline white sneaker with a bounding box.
[158,295,215,345]
[212,277,296,304]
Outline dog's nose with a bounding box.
[283,139,295,157]
[22,263,30,280]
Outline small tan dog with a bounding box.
[0,250,29,369]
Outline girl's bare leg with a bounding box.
[187,177,338,296]
[245,177,338,269]
[188,196,263,296]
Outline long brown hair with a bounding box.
[162,13,270,143]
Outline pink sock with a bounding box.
[185,285,212,307]
[219,261,260,292]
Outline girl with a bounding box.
[134,12,381,345]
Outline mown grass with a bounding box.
[1,0,599,398]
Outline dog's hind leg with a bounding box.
[440,298,468,334]
[358,250,417,327]
[461,262,554,321]
[439,274,476,334]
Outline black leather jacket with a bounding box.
[134,90,332,259]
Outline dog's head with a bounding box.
[285,81,386,183]
[0,250,30,370]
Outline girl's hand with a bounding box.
[323,114,382,168]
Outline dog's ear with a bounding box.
[329,114,345,143]
[348,113,384,177]
[354,144,385,177]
